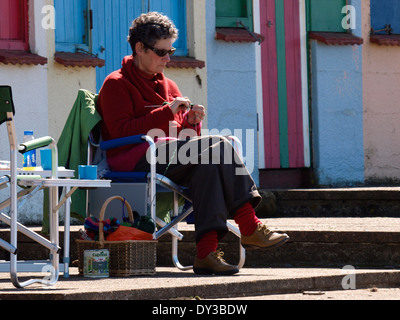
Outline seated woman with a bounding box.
[97,12,289,275]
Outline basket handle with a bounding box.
[99,196,134,245]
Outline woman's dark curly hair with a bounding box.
[128,12,178,56]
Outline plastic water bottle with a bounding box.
[22,130,36,170]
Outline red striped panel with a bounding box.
[0,0,28,50]
[260,0,281,168]
[284,0,304,167]
[0,0,11,40]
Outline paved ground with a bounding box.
[0,266,398,300]
[220,288,400,300]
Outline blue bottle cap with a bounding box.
[24,130,33,135]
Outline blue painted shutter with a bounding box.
[55,0,89,52]
[371,0,400,34]
[91,0,144,92]
[92,0,188,92]
[149,0,187,56]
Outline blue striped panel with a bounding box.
[92,0,188,91]
[149,0,188,56]
[55,0,89,52]
[371,0,400,34]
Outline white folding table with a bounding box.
[0,167,110,281]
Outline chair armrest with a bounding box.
[18,136,58,179]
[18,136,55,154]
[100,134,147,151]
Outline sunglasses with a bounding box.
[145,44,176,57]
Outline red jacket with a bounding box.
[97,55,200,171]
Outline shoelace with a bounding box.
[258,224,273,236]
[212,249,227,263]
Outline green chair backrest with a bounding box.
[0,86,15,126]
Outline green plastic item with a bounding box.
[0,86,15,126]
[19,136,54,154]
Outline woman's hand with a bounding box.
[169,97,191,115]
[187,104,206,126]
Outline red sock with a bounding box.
[234,202,261,236]
[197,231,218,259]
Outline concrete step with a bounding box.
[261,187,400,218]
[156,217,400,269]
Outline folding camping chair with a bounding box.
[0,86,110,288]
[88,134,246,271]
[0,85,62,288]
[75,90,246,271]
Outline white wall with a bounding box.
[0,0,96,224]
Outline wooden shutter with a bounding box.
[216,0,253,31]
[91,0,144,92]
[0,0,28,50]
[55,0,89,52]
[92,0,189,92]
[149,0,187,56]
[307,0,347,32]
[371,0,400,34]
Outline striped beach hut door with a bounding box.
[259,0,310,169]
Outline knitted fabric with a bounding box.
[233,202,261,236]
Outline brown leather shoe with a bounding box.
[241,224,289,250]
[193,249,239,275]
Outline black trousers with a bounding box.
[134,135,261,242]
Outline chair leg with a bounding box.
[48,186,60,285]
[8,131,59,288]
[63,186,71,278]
[227,221,246,270]
[156,217,184,240]
[172,236,192,271]
[8,147,46,288]
[0,238,16,255]
[170,192,192,270]
[156,206,193,239]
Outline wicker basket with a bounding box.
[76,196,157,277]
